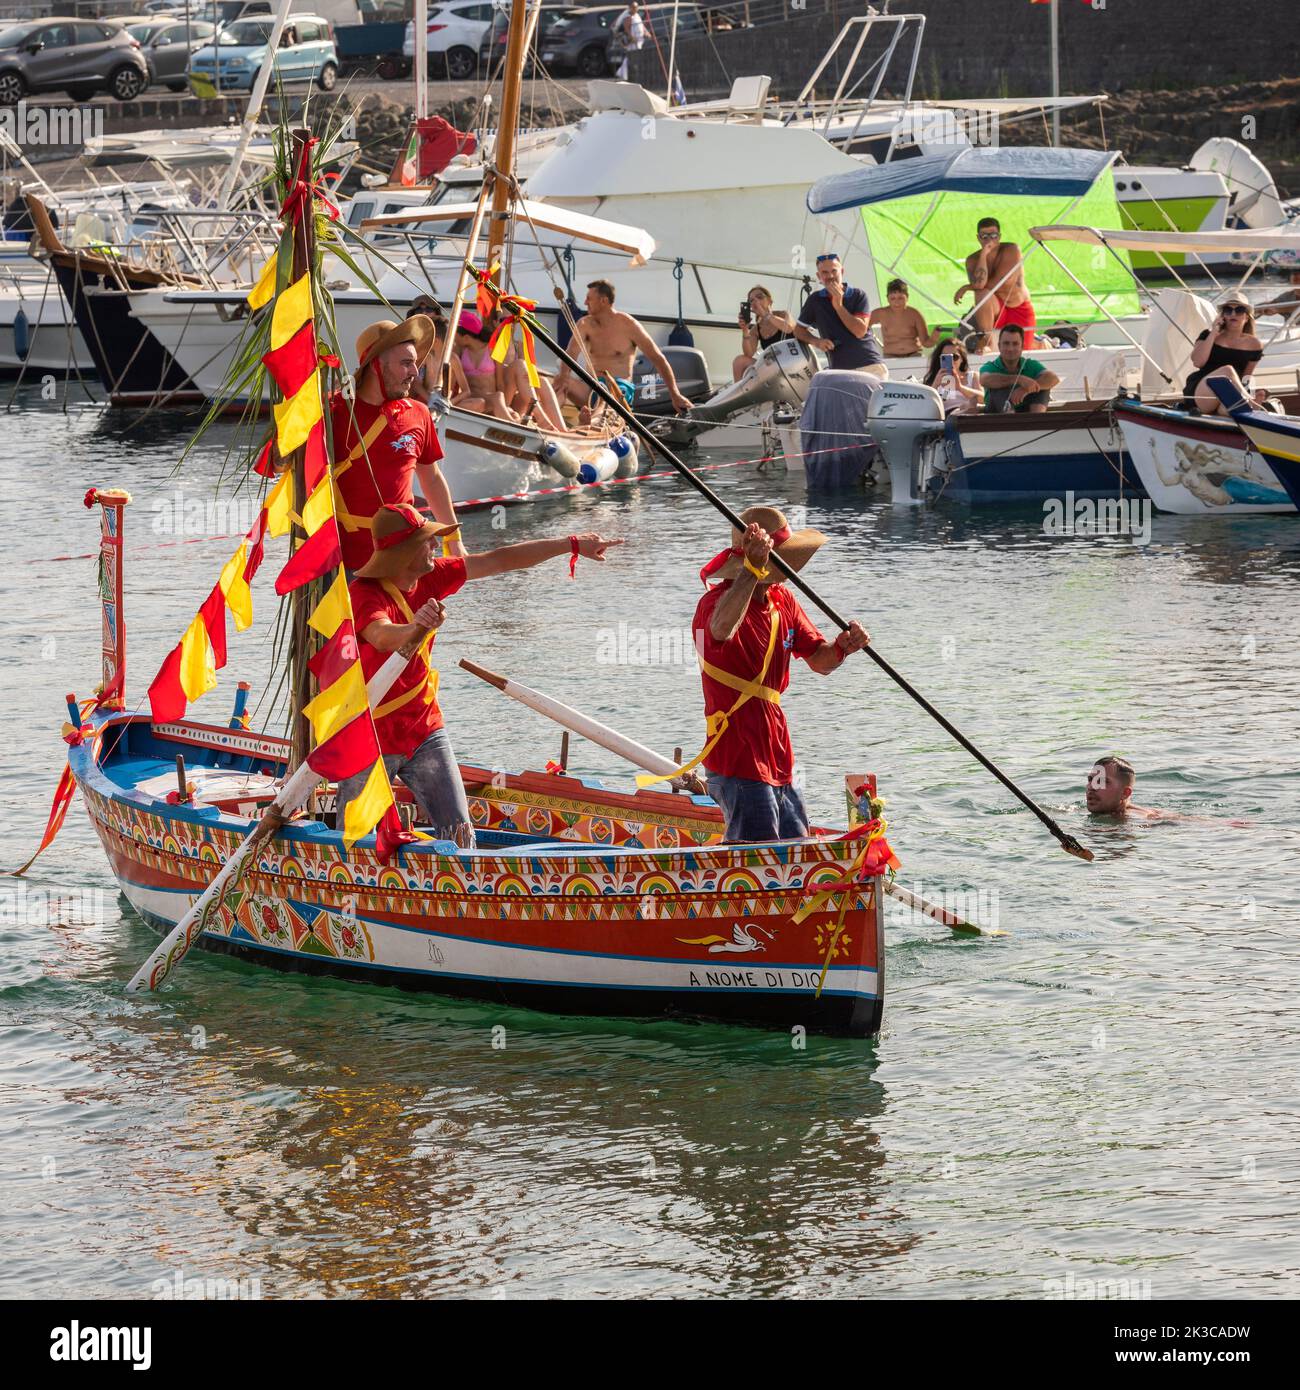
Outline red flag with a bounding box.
[262,319,318,398]
[198,585,228,670]
[253,436,277,478]
[302,418,329,495]
[307,620,359,689]
[275,519,341,594]
[375,803,421,861]
[148,644,187,723]
[306,710,381,781]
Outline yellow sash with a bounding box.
[372,580,441,721]
[332,413,393,534]
[636,607,781,787]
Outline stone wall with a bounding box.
[630,0,1300,101]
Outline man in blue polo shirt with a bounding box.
[794,253,885,372]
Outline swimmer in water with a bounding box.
[1085,755,1173,820]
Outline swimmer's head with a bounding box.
[1086,755,1135,815]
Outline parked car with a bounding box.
[125,16,216,91]
[402,2,496,81]
[518,5,708,80]
[0,17,150,104]
[192,1,274,24]
[534,6,617,78]
[188,14,338,93]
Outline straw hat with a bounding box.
[701,505,826,585]
[354,503,460,581]
[355,316,436,374]
[1215,289,1253,311]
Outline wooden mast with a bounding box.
[286,127,317,769]
[486,0,530,281]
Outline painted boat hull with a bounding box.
[1114,401,1298,514]
[935,407,1149,505]
[1230,406,1300,510]
[72,714,885,1037]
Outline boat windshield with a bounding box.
[218,19,273,46]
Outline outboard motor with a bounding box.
[691,339,819,423]
[651,339,822,447]
[630,346,711,416]
[867,382,946,505]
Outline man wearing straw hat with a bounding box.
[336,503,622,846]
[684,506,870,843]
[332,316,463,576]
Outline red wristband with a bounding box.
[569,535,579,578]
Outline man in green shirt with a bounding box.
[979,324,1060,413]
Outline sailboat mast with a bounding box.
[487,0,530,277]
[286,128,319,769]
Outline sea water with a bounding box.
[1,386,1297,1298]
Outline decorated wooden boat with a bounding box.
[61,484,888,1035]
[68,699,887,1036]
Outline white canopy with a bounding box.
[360,199,656,267]
[1030,224,1300,255]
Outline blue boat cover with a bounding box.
[807,147,1118,214]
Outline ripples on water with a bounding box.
[2,388,1298,1298]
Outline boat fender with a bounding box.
[577,449,619,484]
[539,438,581,478]
[610,433,638,477]
[13,305,29,362]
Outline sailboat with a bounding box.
[35,7,893,1038]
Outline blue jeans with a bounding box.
[337,726,476,846]
[706,773,810,843]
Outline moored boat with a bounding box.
[1207,382,1300,510]
[1114,397,1297,514]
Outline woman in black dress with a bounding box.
[1183,293,1263,414]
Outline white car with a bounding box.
[402,2,497,80]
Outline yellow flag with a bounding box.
[273,369,323,454]
[301,661,368,746]
[271,273,313,350]
[342,758,395,849]
[177,613,217,703]
[265,469,293,538]
[218,541,253,631]
[309,571,351,640]
[302,473,334,537]
[247,254,277,311]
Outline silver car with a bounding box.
[125,17,216,91]
[0,16,150,104]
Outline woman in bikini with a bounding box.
[454,310,518,421]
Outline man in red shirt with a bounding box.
[332,316,464,575]
[692,506,870,842]
[337,504,622,846]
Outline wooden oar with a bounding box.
[520,312,1094,864]
[126,644,423,994]
[458,657,1003,938]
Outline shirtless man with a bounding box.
[955,217,1036,350]
[553,279,692,421]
